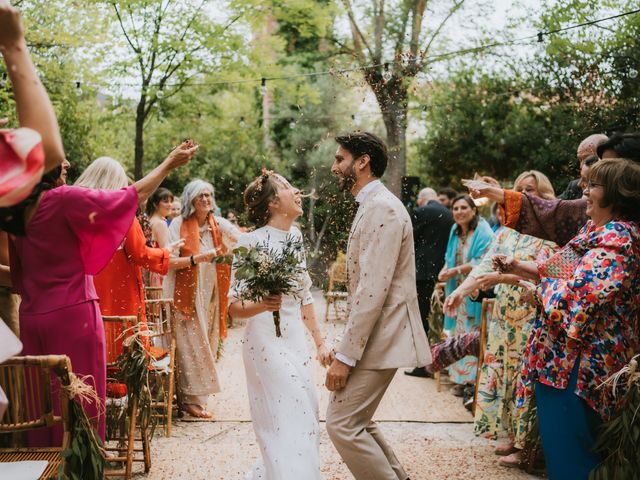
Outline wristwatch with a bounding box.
[190,255,196,267]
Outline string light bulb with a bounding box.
[260,78,267,96]
[239,116,247,127]
[75,81,83,97]
[156,88,165,99]
[513,91,522,105]
[382,63,392,83]
[629,68,638,79]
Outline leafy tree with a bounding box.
[414,1,640,191]
[98,0,246,178]
[0,1,110,176]
[331,0,477,194]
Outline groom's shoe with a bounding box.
[404,367,433,378]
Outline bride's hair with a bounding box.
[244,170,282,228]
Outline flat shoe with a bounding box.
[404,367,433,378]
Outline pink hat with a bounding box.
[0,128,44,207]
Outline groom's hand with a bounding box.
[325,359,351,391]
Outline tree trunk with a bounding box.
[371,80,408,197]
[134,94,147,180]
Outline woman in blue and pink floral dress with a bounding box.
[493,158,640,480]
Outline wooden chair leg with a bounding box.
[166,374,174,436]
[142,422,151,473]
[125,396,138,480]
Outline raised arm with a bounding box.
[470,183,588,246]
[133,140,198,205]
[0,1,65,171]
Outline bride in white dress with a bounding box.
[229,172,331,480]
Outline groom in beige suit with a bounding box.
[325,132,431,479]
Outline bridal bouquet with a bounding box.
[232,235,305,337]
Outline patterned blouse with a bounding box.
[517,220,640,420]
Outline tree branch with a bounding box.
[111,1,141,55]
[373,0,385,64]
[341,0,374,63]
[418,0,464,67]
[394,0,411,60]
[409,0,426,59]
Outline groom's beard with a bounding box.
[336,163,357,192]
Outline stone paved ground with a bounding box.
[137,292,540,479]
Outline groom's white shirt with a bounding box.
[335,179,382,367]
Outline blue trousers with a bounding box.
[535,361,602,480]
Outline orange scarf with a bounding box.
[174,214,231,340]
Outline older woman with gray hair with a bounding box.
[163,179,238,419]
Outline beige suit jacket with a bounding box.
[337,183,432,370]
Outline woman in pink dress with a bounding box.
[2,140,198,445]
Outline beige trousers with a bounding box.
[326,368,408,480]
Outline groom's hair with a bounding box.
[335,132,388,178]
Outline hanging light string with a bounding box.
[60,7,639,92]
[205,63,635,127]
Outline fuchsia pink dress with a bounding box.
[9,184,138,445]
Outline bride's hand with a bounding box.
[261,295,282,313]
[316,344,333,368]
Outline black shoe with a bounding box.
[462,384,475,401]
[404,367,433,378]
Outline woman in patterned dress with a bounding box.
[495,159,640,479]
[444,171,557,467]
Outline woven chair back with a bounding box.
[0,355,72,441]
[103,315,139,368]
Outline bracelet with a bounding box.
[190,255,196,267]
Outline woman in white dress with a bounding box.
[229,172,331,480]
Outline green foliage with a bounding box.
[232,235,306,336]
[413,71,585,191]
[413,1,640,192]
[59,400,106,480]
[589,358,640,480]
[232,236,306,300]
[115,329,156,438]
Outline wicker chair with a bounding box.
[102,315,151,479]
[0,354,73,480]
[324,252,348,322]
[145,298,177,436]
[144,286,163,301]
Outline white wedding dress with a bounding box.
[230,225,320,480]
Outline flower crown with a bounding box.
[255,168,274,192]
